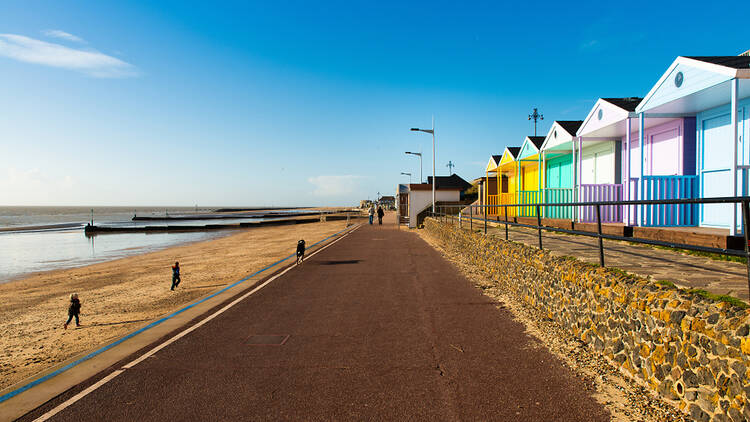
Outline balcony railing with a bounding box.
[544,188,575,219]
[641,175,699,227]
[518,190,542,217]
[579,184,623,223]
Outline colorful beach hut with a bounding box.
[516,136,545,217]
[484,154,502,216]
[575,99,631,223]
[539,121,583,219]
[578,97,697,227]
[636,55,750,233]
[496,146,521,218]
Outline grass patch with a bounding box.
[686,289,748,309]
[655,279,677,289]
[647,244,747,264]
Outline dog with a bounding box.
[296,239,306,264]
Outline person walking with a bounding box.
[377,205,384,225]
[63,293,81,329]
[368,204,375,225]
[171,261,181,290]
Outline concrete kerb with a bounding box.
[0,223,361,422]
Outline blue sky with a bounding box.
[0,0,746,206]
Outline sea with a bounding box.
[0,206,279,283]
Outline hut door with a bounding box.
[650,128,680,176]
[700,112,732,227]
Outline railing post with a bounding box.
[536,204,543,250]
[504,205,509,240]
[484,204,487,234]
[742,200,750,299]
[596,204,605,267]
[470,205,473,231]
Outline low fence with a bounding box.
[434,196,750,296]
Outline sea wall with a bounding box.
[425,218,750,422]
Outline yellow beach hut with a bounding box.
[516,136,546,217]
[497,146,521,218]
[484,154,502,216]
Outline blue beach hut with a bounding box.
[636,54,750,234]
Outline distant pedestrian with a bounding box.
[368,205,375,225]
[63,293,81,329]
[377,205,384,225]
[296,239,306,264]
[171,261,181,290]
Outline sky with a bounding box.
[0,1,747,207]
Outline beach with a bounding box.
[0,219,350,391]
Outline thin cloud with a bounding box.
[0,34,138,78]
[43,29,84,43]
[579,39,600,51]
[308,175,364,197]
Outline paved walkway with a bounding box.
[452,216,749,301]
[21,215,608,421]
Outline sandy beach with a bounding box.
[0,220,350,391]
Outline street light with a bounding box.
[411,116,436,213]
[400,172,412,184]
[404,151,423,183]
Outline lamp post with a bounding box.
[411,116,435,213]
[528,108,544,136]
[405,151,423,183]
[400,172,412,184]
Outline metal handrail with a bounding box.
[432,196,750,300]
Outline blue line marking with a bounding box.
[0,224,357,404]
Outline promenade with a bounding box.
[454,216,750,301]
[20,215,608,421]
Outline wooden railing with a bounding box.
[579,184,623,223]
[544,188,575,219]
[641,175,699,227]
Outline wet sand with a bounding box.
[0,220,350,391]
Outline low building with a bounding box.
[378,195,396,209]
[402,174,471,228]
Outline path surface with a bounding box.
[454,216,749,301]
[24,215,609,421]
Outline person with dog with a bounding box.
[296,239,306,264]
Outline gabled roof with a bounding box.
[541,120,583,151]
[685,56,750,70]
[637,56,750,114]
[426,174,471,191]
[491,154,502,164]
[528,136,545,149]
[499,146,521,166]
[555,121,584,137]
[601,97,643,112]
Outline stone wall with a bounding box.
[425,218,750,422]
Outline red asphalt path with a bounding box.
[23,216,609,421]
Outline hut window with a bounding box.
[597,109,603,120]
[501,175,509,193]
[674,71,684,88]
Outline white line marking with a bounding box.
[34,370,124,422]
[32,225,359,421]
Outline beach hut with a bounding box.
[516,136,545,217]
[484,154,502,216]
[575,99,631,223]
[496,146,521,218]
[540,121,583,219]
[636,55,750,233]
[577,97,698,227]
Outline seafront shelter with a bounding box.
[576,99,629,223]
[497,146,521,218]
[636,55,750,234]
[539,121,583,220]
[484,155,502,216]
[577,97,697,227]
[516,136,545,217]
